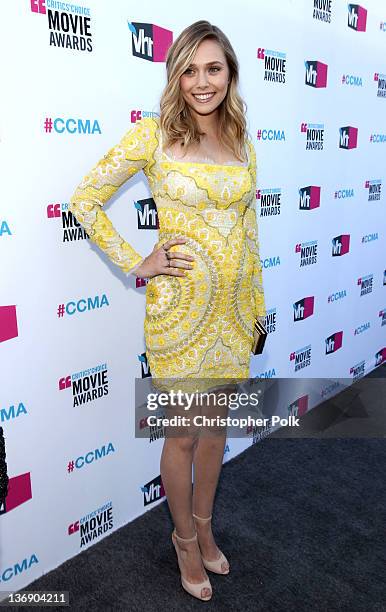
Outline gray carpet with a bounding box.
[7,365,386,611]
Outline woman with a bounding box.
[69,20,266,602]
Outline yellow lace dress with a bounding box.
[69,116,266,393]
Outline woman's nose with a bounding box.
[196,71,209,87]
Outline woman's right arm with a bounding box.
[68,116,155,275]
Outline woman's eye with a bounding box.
[184,66,221,75]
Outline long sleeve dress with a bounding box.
[69,115,266,392]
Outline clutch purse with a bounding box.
[252,317,267,355]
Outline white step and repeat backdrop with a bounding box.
[1,0,385,596]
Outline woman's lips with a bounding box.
[192,92,216,103]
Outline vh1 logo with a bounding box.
[142,475,165,506]
[339,126,358,149]
[138,352,151,378]
[293,297,314,321]
[128,22,173,62]
[325,331,343,354]
[348,4,367,32]
[304,61,328,88]
[332,235,350,256]
[375,348,386,366]
[299,186,321,210]
[134,197,158,229]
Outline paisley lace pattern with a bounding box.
[69,116,266,392]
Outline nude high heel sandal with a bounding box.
[171,529,213,601]
[192,513,230,575]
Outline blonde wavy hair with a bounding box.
[159,20,249,162]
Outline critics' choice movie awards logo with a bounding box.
[30,0,93,52]
[350,360,366,380]
[48,201,89,242]
[357,274,373,296]
[264,310,276,335]
[248,419,273,445]
[374,73,386,98]
[295,241,318,267]
[138,407,165,443]
[365,179,382,201]
[301,122,325,150]
[379,309,386,327]
[290,345,312,372]
[258,188,281,216]
[68,501,114,548]
[128,22,173,62]
[257,48,286,83]
[313,0,333,23]
[59,363,109,407]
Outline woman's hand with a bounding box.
[132,237,195,279]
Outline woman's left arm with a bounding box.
[245,140,266,323]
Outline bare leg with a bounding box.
[160,402,211,595]
[191,385,234,570]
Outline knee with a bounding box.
[174,435,199,454]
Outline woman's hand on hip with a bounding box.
[132,237,195,279]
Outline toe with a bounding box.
[202,587,212,599]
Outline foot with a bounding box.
[173,531,212,599]
[193,516,230,573]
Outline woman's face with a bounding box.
[179,38,230,117]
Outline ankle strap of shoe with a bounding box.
[174,529,197,542]
[192,513,212,522]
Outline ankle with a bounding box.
[193,516,212,530]
[192,512,212,522]
[174,530,197,542]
